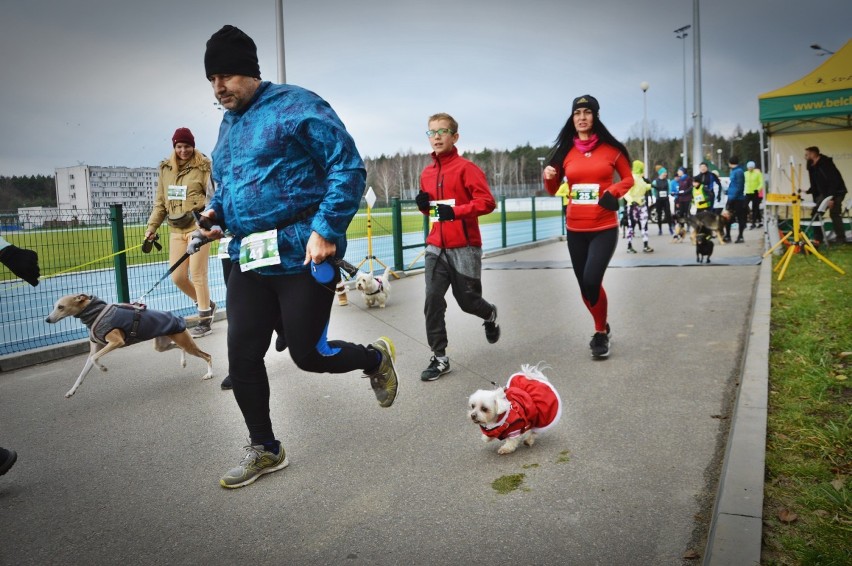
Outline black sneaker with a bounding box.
[0,447,17,475]
[590,332,610,359]
[735,236,744,243]
[220,375,233,390]
[723,235,732,243]
[421,356,451,381]
[483,305,500,344]
[275,332,286,352]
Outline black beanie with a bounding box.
[204,25,261,79]
[571,94,600,115]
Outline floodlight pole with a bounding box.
[674,25,691,170]
[275,0,287,83]
[691,0,703,175]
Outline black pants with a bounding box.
[675,199,691,221]
[565,227,618,306]
[655,198,672,230]
[424,250,493,357]
[226,266,376,444]
[746,193,762,225]
[725,200,747,239]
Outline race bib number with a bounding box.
[216,237,232,259]
[239,230,281,271]
[658,190,667,198]
[570,184,600,205]
[429,198,456,224]
[695,193,705,203]
[167,185,187,201]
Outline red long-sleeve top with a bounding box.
[544,143,634,232]
[419,147,496,249]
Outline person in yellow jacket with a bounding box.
[744,160,764,229]
[624,160,654,253]
[144,127,216,337]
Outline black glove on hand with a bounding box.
[415,191,431,212]
[436,204,455,221]
[0,245,40,286]
[598,191,619,211]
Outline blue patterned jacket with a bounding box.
[209,82,365,275]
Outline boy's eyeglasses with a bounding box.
[426,128,455,138]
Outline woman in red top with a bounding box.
[543,95,634,358]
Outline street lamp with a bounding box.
[810,44,834,56]
[641,81,649,175]
[674,24,691,170]
[537,156,545,194]
[716,148,722,172]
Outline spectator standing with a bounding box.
[543,94,634,359]
[415,113,500,381]
[145,128,217,337]
[744,161,764,229]
[651,167,673,235]
[674,166,693,221]
[695,162,723,214]
[724,156,747,243]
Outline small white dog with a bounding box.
[468,363,562,455]
[355,266,390,308]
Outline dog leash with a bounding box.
[135,252,191,303]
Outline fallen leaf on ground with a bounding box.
[831,478,845,491]
[778,509,798,523]
[838,351,851,359]
[683,549,700,560]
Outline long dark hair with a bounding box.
[547,108,630,176]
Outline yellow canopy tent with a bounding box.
[759,39,852,200]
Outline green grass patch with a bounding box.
[556,450,571,463]
[762,245,852,566]
[491,473,526,495]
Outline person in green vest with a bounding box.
[692,176,713,212]
[744,161,764,229]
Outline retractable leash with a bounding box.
[134,251,192,303]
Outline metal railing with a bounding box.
[0,197,564,356]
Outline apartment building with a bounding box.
[55,165,159,211]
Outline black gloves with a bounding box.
[0,245,40,286]
[415,191,431,212]
[598,191,619,211]
[436,204,455,221]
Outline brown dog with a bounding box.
[45,293,213,397]
[688,210,728,245]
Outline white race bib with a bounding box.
[239,230,281,271]
[570,184,600,205]
[167,185,188,201]
[658,190,667,198]
[216,237,232,259]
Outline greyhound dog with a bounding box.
[45,293,213,397]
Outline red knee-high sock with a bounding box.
[585,287,608,333]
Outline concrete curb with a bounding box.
[702,253,771,565]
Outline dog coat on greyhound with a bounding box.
[479,374,562,440]
[76,296,186,346]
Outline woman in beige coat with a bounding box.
[145,127,216,337]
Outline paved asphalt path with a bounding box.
[0,228,765,565]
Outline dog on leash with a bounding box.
[672,212,688,243]
[694,227,715,263]
[354,266,390,308]
[689,210,728,245]
[468,364,562,455]
[45,294,213,397]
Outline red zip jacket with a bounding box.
[543,143,634,232]
[419,147,496,249]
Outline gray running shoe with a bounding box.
[364,336,399,408]
[219,442,289,489]
[421,356,451,381]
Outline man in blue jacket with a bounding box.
[724,156,747,243]
[194,25,399,489]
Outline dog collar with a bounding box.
[364,279,384,295]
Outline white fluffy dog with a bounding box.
[468,364,562,455]
[354,266,390,308]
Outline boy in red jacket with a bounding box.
[415,113,499,381]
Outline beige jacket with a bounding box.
[146,150,213,235]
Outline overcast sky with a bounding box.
[1,0,849,176]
